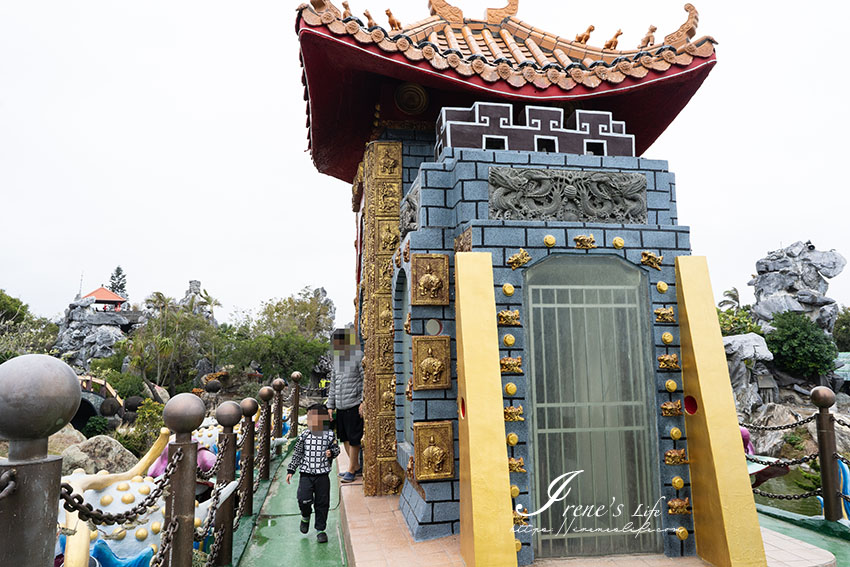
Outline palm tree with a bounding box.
[718,287,741,311]
[200,289,221,323]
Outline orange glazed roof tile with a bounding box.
[83,287,127,303]
[296,1,717,182]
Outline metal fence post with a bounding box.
[0,355,81,567]
[289,371,303,439]
[239,397,258,517]
[162,393,206,567]
[812,386,841,521]
[214,401,240,566]
[272,378,284,456]
[258,386,274,481]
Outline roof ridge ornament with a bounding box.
[309,0,342,18]
[429,0,463,24]
[486,0,519,25]
[664,3,699,47]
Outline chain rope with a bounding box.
[253,454,266,494]
[0,469,17,501]
[745,452,819,468]
[194,481,224,542]
[840,492,850,504]
[836,453,850,467]
[197,435,229,480]
[753,487,822,500]
[739,414,817,432]
[149,518,179,567]
[59,448,184,526]
[833,415,850,429]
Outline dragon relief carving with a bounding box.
[507,248,531,270]
[573,234,597,249]
[508,457,527,473]
[504,405,525,421]
[498,309,522,326]
[661,400,683,416]
[664,449,689,465]
[655,307,676,323]
[489,168,647,223]
[399,182,420,238]
[668,497,690,515]
[641,251,664,270]
[501,356,523,374]
[658,354,681,370]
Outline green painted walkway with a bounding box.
[237,451,347,567]
[758,513,850,566]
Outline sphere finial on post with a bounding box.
[811,386,836,409]
[215,401,242,429]
[162,393,206,439]
[241,397,259,417]
[272,378,285,392]
[0,354,80,461]
[290,371,303,383]
[259,386,274,403]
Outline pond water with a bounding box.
[753,467,822,516]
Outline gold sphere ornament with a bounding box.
[90,530,99,542]
[662,332,674,345]
[515,539,522,552]
[670,427,682,440]
[100,495,113,506]
[657,281,669,293]
[116,482,129,492]
[510,485,520,498]
[675,527,689,541]
[672,476,685,490]
[121,493,135,505]
[138,485,151,496]
[135,528,148,541]
[503,283,515,296]
[112,528,126,541]
[503,334,516,347]
[665,379,678,393]
[194,517,202,528]
[543,234,556,247]
[151,522,162,534]
[612,237,625,249]
[507,433,519,446]
[131,475,144,483]
[505,382,518,396]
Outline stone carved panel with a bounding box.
[414,420,454,481]
[399,180,421,238]
[454,227,472,252]
[489,167,647,223]
[412,335,451,390]
[411,254,450,306]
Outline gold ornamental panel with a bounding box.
[411,253,450,306]
[378,375,395,415]
[414,421,454,481]
[376,295,394,334]
[378,414,397,458]
[377,220,400,255]
[377,335,394,372]
[412,336,451,390]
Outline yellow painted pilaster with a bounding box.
[675,256,767,567]
[455,252,518,567]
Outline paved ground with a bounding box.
[237,452,347,567]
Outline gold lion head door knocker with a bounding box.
[422,435,447,474]
[418,264,443,299]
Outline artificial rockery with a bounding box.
[726,240,849,455]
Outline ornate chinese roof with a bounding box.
[83,287,127,304]
[297,0,717,182]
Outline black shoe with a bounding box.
[300,517,310,534]
[317,531,328,543]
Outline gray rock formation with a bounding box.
[55,297,131,368]
[725,333,777,412]
[748,241,846,333]
[178,280,216,324]
[61,435,139,475]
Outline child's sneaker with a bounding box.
[300,516,310,534]
[340,471,356,483]
[317,531,328,543]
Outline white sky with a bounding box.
[2,1,849,326]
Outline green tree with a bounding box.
[717,287,741,311]
[765,311,838,379]
[0,289,30,326]
[834,306,850,352]
[0,290,57,362]
[253,286,335,341]
[108,266,128,299]
[224,330,328,381]
[717,307,762,337]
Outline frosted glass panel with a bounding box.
[525,255,662,558]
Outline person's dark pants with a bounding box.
[297,472,331,531]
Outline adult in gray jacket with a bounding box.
[327,327,363,483]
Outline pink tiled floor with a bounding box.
[337,450,835,567]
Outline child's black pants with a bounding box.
[297,472,331,531]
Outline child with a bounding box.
[286,403,340,543]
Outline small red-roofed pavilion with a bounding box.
[82,287,127,311]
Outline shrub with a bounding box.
[717,307,762,337]
[112,399,164,457]
[82,416,109,438]
[835,306,850,352]
[101,369,146,399]
[765,311,838,379]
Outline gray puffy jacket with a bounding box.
[326,350,364,411]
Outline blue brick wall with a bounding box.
[388,133,695,562]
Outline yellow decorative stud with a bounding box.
[665,379,678,392]
[502,283,515,296]
[100,494,113,506]
[543,234,556,248]
[612,237,625,249]
[90,530,98,541]
[151,522,162,535]
[121,493,135,505]
[503,334,516,347]
[510,485,520,498]
[97,469,109,476]
[194,517,202,528]
[150,544,158,554]
[662,332,674,345]
[672,476,685,490]
[135,528,148,541]
[112,528,126,541]
[131,475,144,483]
[505,382,518,396]
[515,539,522,552]
[507,433,519,446]
[670,427,682,440]
[675,526,689,541]
[657,281,669,293]
[138,485,151,496]
[116,482,129,492]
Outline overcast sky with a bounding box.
[2,1,849,326]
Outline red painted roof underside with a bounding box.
[298,23,716,184]
[83,287,127,303]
